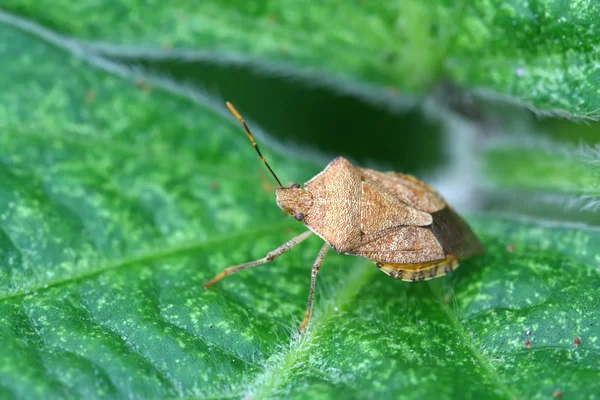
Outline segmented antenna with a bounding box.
[226,102,284,188]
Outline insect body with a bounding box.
[204,102,484,334]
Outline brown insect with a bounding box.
[204,102,484,333]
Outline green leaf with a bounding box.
[446,1,600,118]
[0,1,450,93]
[3,1,600,117]
[1,19,599,400]
[0,21,316,398]
[479,136,600,226]
[484,144,600,196]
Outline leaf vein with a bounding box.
[0,222,295,302]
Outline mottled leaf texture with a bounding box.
[0,22,599,400]
[2,0,600,117]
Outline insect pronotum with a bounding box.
[204,102,485,334]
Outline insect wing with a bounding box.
[430,207,485,258]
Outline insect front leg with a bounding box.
[203,230,313,288]
[298,243,330,334]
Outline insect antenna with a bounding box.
[226,102,284,188]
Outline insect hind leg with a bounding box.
[298,243,330,334]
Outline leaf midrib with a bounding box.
[243,257,378,399]
[238,263,524,399]
[427,281,519,400]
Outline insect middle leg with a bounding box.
[203,230,313,288]
[298,243,330,334]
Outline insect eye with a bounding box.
[290,183,301,189]
[294,213,305,221]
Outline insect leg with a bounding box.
[298,243,330,334]
[203,230,313,288]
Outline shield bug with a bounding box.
[204,102,485,334]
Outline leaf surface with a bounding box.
[0,21,598,400]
